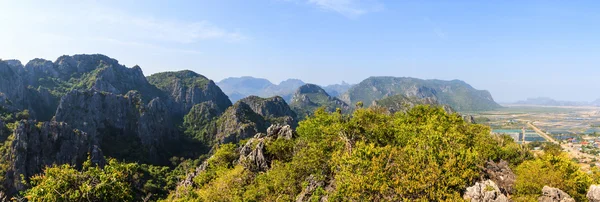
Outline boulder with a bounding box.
[463,180,509,202]
[537,186,575,202]
[267,124,295,140]
[239,124,296,172]
[587,185,600,202]
[484,160,516,195]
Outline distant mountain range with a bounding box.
[216,77,353,102]
[512,97,598,106]
[340,77,501,111]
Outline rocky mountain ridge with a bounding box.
[341,76,501,111]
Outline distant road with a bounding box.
[526,122,559,144]
[528,122,597,161]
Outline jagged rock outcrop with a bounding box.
[239,134,269,172]
[484,160,515,195]
[463,180,509,202]
[147,70,232,117]
[4,121,102,195]
[588,185,600,202]
[216,102,267,144]
[173,161,209,198]
[290,84,351,119]
[53,90,174,164]
[538,186,575,202]
[295,175,325,202]
[238,96,298,127]
[266,124,295,140]
[238,124,295,172]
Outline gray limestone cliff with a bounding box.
[147,70,232,118]
[3,121,103,195]
[53,90,174,164]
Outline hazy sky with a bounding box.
[1,0,599,102]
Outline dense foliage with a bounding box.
[9,105,600,201]
[167,105,529,201]
[24,158,177,202]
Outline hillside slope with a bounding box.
[341,77,501,111]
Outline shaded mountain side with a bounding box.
[183,95,300,149]
[147,70,232,119]
[2,121,104,195]
[290,84,351,120]
[341,77,501,111]
[215,102,268,144]
[182,101,224,155]
[238,96,298,127]
[53,90,176,164]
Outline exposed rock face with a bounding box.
[238,124,295,172]
[290,84,351,119]
[0,54,167,121]
[0,61,27,110]
[588,185,600,202]
[296,175,325,202]
[147,70,232,117]
[463,180,509,202]
[463,115,476,123]
[266,124,295,140]
[0,120,6,140]
[484,160,515,195]
[216,102,267,144]
[373,95,443,113]
[342,77,501,111]
[53,90,174,164]
[239,134,269,172]
[538,186,575,202]
[174,161,209,198]
[4,121,102,195]
[183,101,223,144]
[239,96,298,127]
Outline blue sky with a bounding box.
[0,0,599,102]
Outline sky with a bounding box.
[0,0,599,102]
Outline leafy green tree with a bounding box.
[514,153,592,201]
[24,158,175,202]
